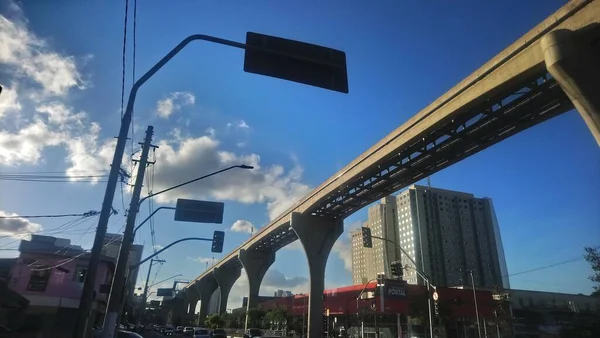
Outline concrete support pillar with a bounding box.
[542,28,600,146]
[171,297,186,326]
[290,212,343,338]
[187,299,198,324]
[238,248,276,329]
[213,266,242,315]
[193,277,218,325]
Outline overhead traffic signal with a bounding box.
[211,231,225,253]
[390,261,403,278]
[361,227,372,248]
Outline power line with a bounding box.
[0,211,99,219]
[505,257,584,278]
[31,232,124,272]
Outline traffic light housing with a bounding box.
[361,227,372,248]
[211,231,225,253]
[390,261,403,278]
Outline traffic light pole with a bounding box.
[370,234,435,338]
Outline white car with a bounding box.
[194,328,211,338]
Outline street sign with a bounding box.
[174,199,224,224]
[157,288,173,297]
[244,32,349,93]
[432,291,439,301]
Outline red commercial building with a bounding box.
[258,281,501,338]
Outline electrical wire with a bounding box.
[504,257,584,278]
[120,0,129,119]
[30,232,124,271]
[0,211,99,219]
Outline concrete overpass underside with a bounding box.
[175,1,600,337]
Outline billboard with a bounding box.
[157,288,173,297]
[382,279,408,299]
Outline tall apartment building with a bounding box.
[101,233,144,299]
[351,196,400,284]
[351,185,510,289]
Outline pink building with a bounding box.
[5,235,115,333]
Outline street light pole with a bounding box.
[105,164,252,338]
[371,235,434,338]
[75,31,348,338]
[356,279,377,338]
[470,270,482,338]
[136,258,165,328]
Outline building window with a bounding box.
[27,268,52,291]
[74,266,88,283]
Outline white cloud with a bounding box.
[0,12,85,96]
[0,84,21,117]
[227,120,250,130]
[0,210,42,239]
[153,244,164,251]
[188,256,213,265]
[150,135,311,220]
[64,123,118,183]
[230,220,254,234]
[156,92,195,118]
[0,118,66,166]
[205,127,216,138]
[36,102,86,126]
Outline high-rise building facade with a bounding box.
[351,196,400,285]
[351,185,510,289]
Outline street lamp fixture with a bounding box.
[79,30,348,338]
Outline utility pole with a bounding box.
[136,258,165,328]
[102,126,156,338]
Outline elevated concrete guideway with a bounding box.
[176,1,600,336]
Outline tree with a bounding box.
[247,307,266,328]
[265,307,288,330]
[205,314,225,329]
[584,245,600,296]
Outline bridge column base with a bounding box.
[238,249,276,329]
[193,278,218,326]
[186,299,198,325]
[290,212,343,338]
[214,266,242,315]
[542,28,600,146]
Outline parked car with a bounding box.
[210,328,227,338]
[243,328,263,338]
[183,326,195,336]
[194,328,211,338]
[177,326,185,333]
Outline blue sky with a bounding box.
[0,0,598,308]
